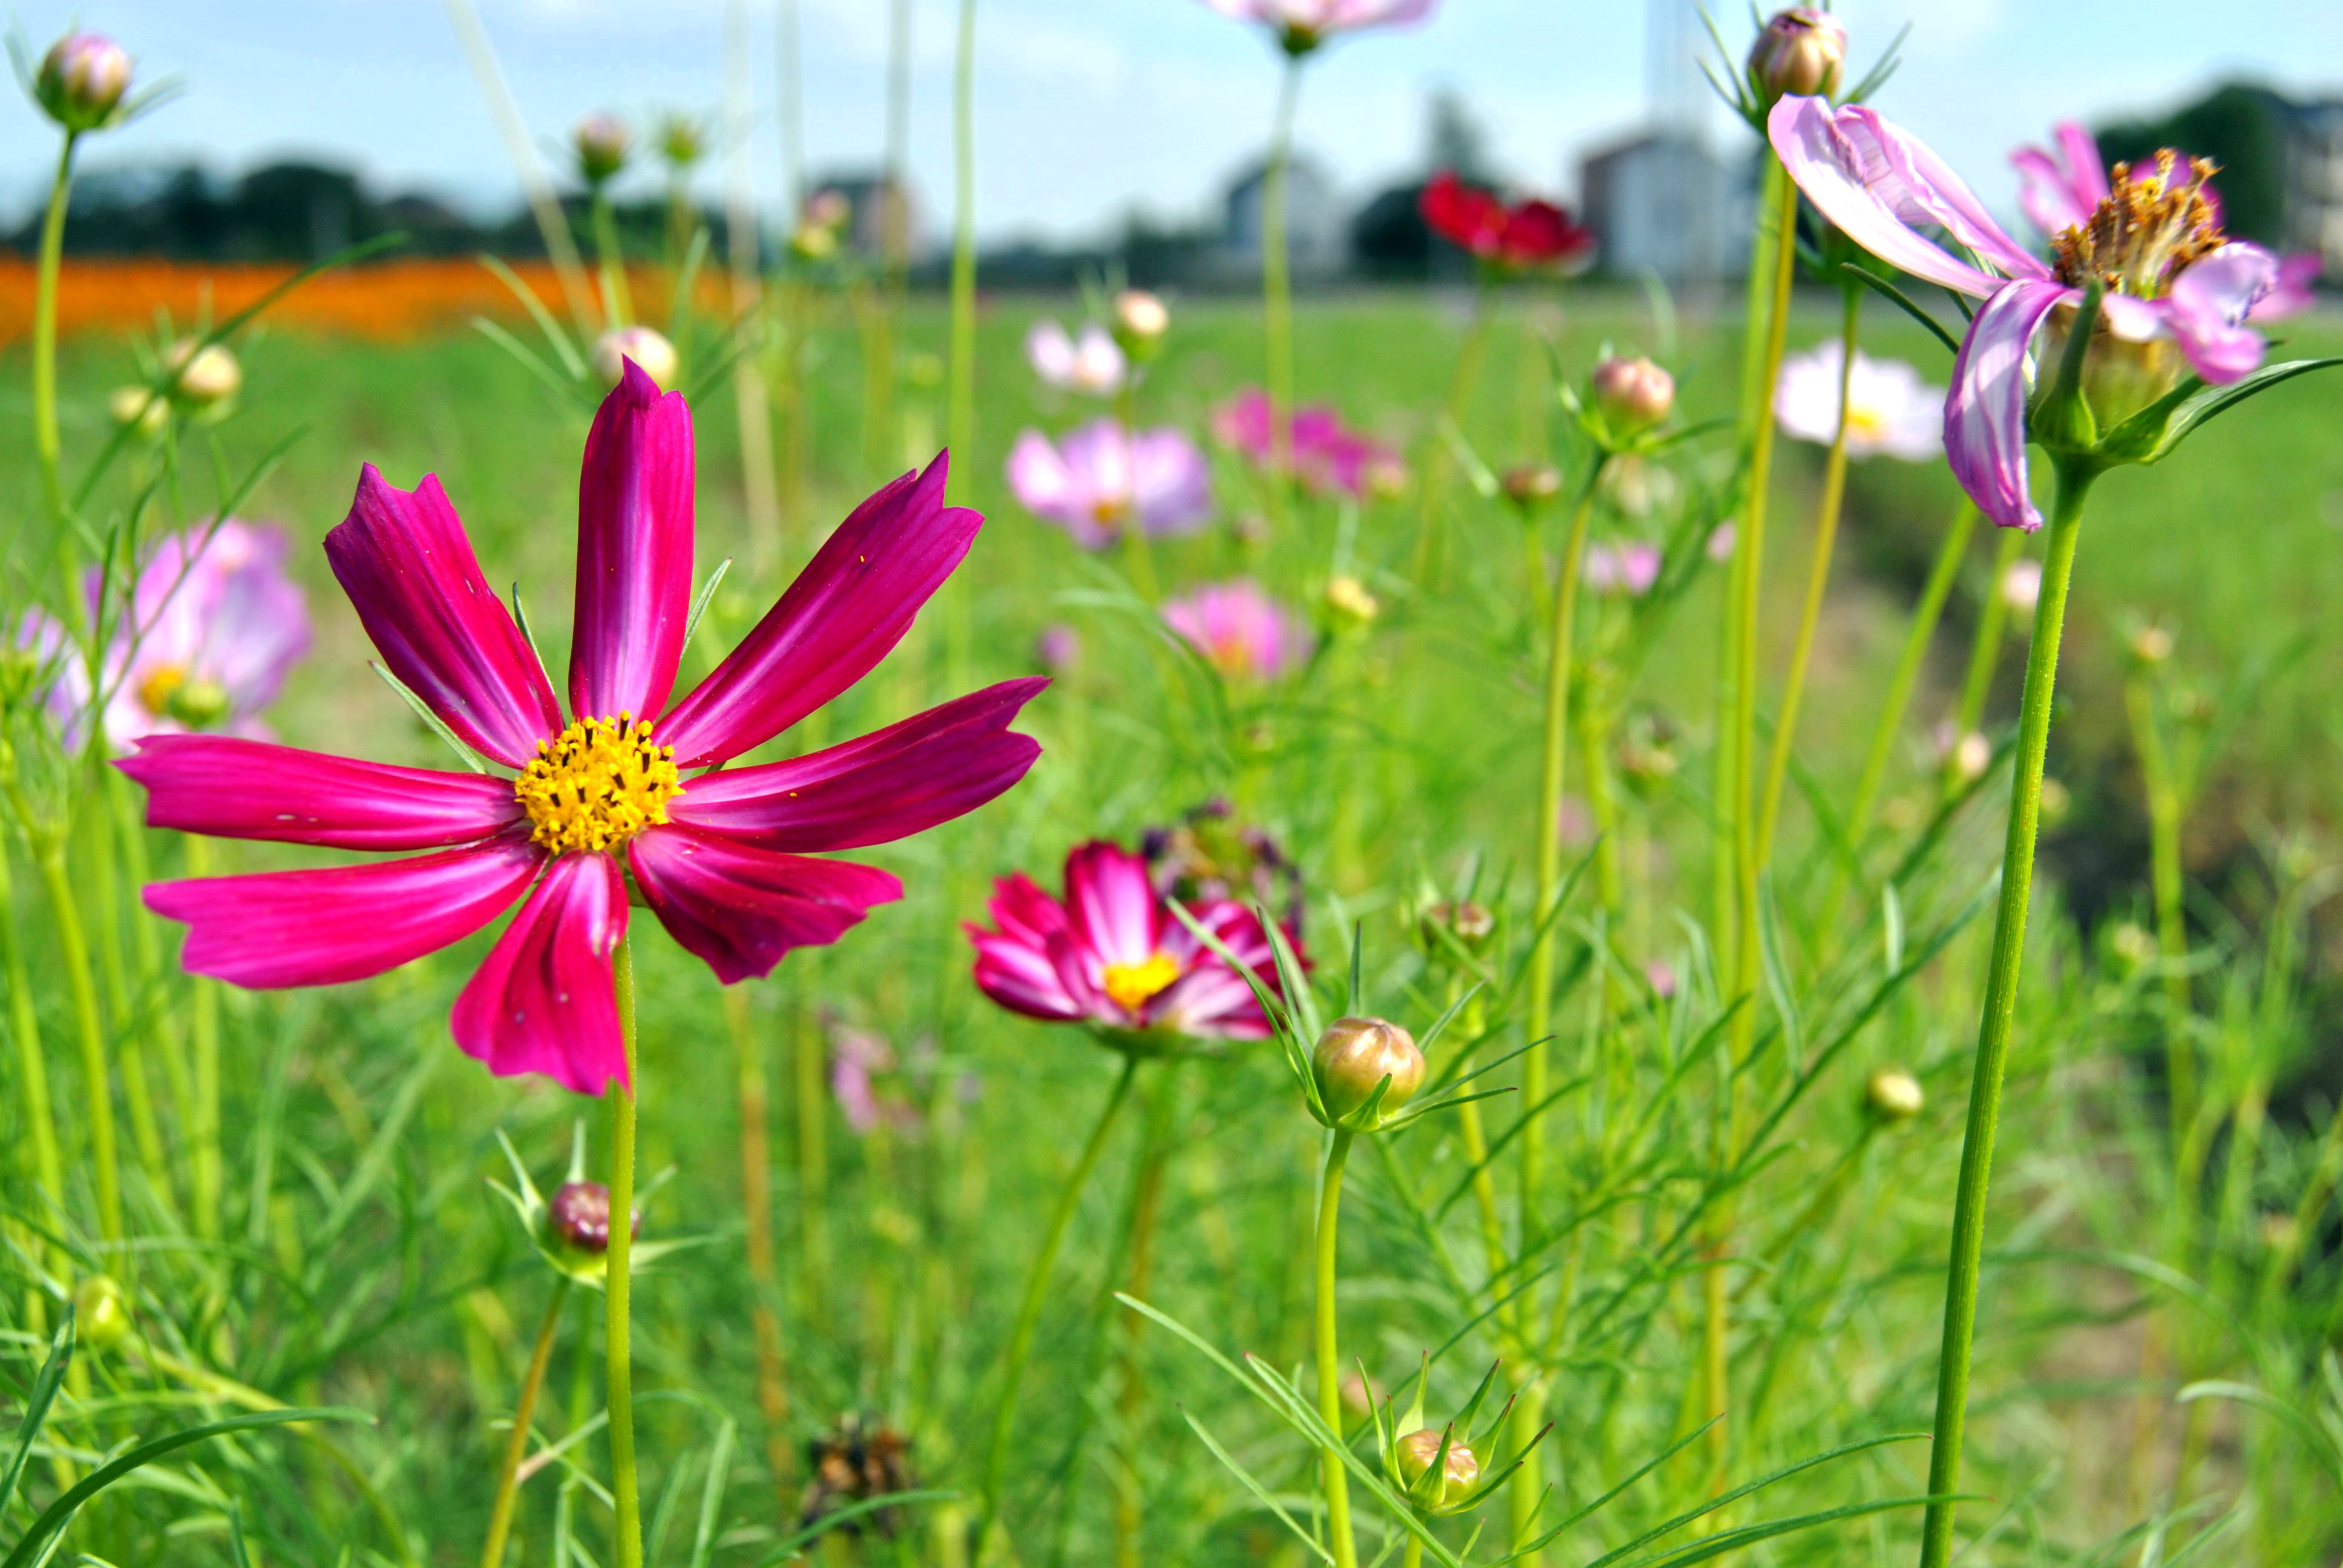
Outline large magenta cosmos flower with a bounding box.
[1769,96,2309,531]
[968,840,1292,1042]
[1420,171,1595,273]
[123,364,1043,1095]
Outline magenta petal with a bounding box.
[1062,840,1160,969]
[669,678,1045,852]
[2249,253,2320,322]
[1945,279,2071,532]
[1840,105,2047,283]
[325,465,563,766]
[628,825,903,984]
[657,456,982,768]
[2054,121,2109,207]
[118,734,523,850]
[146,832,543,989]
[451,852,628,1096]
[1768,96,2002,298]
[570,361,695,722]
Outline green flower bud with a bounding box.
[165,339,241,411]
[110,385,169,439]
[74,1274,133,1351]
[1322,573,1380,631]
[1590,356,1674,434]
[1311,1016,1423,1126]
[591,325,680,390]
[1396,1428,1479,1508]
[658,114,706,169]
[1863,1067,1924,1125]
[1501,463,1561,514]
[37,32,133,133]
[1113,289,1169,361]
[574,112,632,188]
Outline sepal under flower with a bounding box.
[491,1125,699,1287]
[1370,1355,1550,1518]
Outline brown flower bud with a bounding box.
[1311,1016,1424,1125]
[1396,1428,1479,1502]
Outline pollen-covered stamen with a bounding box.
[516,713,683,856]
[1101,952,1181,1015]
[2051,148,2225,298]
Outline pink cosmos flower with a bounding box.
[1005,420,1214,547]
[122,364,1044,1096]
[1584,541,1662,597]
[1197,0,1435,53]
[1773,341,1942,460]
[968,840,1294,1042]
[1162,579,1314,680]
[1213,387,1403,500]
[1770,96,2310,531]
[1026,320,1126,396]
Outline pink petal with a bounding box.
[2054,121,2109,207]
[983,870,1072,949]
[325,465,563,767]
[1945,279,2071,532]
[570,361,695,722]
[117,734,523,850]
[1062,840,1161,969]
[628,825,903,984]
[1837,105,2049,284]
[146,832,543,989]
[451,851,628,1096]
[2011,148,2092,238]
[1768,96,2004,298]
[2168,244,2277,384]
[669,678,1044,851]
[657,456,982,767]
[2249,253,2321,322]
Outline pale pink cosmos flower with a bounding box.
[1162,579,1313,681]
[1006,420,1213,548]
[1584,541,1662,597]
[1197,0,1435,52]
[1212,387,1403,500]
[1774,341,1943,460]
[1026,320,1126,396]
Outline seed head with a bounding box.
[37,32,133,132]
[1746,8,1847,103]
[1311,1016,1424,1126]
[1590,356,1674,434]
[1863,1067,1924,1125]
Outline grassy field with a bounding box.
[5,285,2343,1566]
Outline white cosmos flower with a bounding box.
[1774,340,1942,461]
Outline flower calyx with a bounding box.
[492,1124,692,1287]
[1373,1354,1548,1518]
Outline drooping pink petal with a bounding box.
[324,465,563,767]
[1838,106,2050,284]
[146,832,543,989]
[657,456,981,767]
[117,734,524,851]
[570,360,695,722]
[1945,279,2072,532]
[450,851,628,1096]
[2248,253,2320,322]
[1062,840,1162,970]
[2166,244,2278,384]
[1768,96,2005,298]
[2056,122,2109,207]
[669,678,1045,851]
[2011,149,2092,238]
[628,825,903,985]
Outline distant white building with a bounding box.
[2285,100,2343,279]
[1578,131,1754,285]
[1223,155,1345,278]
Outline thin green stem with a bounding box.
[1261,57,1303,501]
[34,837,121,1243]
[1111,1065,1180,1568]
[33,133,79,529]
[1917,459,2096,1568]
[0,843,65,1248]
[978,1056,1139,1556]
[591,193,633,328]
[1314,1128,1359,1568]
[186,834,224,1242]
[1846,500,1980,843]
[1755,288,1861,867]
[480,1277,574,1568]
[606,935,642,1568]
[1403,1532,1425,1568]
[945,0,979,488]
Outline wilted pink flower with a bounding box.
[1212,388,1401,500]
[967,840,1297,1040]
[1584,541,1662,596]
[1026,320,1126,396]
[1774,341,1942,460]
[122,365,1044,1096]
[1196,0,1435,53]
[1162,579,1313,680]
[1006,420,1213,547]
[26,520,311,753]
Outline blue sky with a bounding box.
[10,1,2343,244]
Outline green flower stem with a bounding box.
[792,961,830,1333]
[606,933,642,1568]
[185,834,226,1243]
[1755,287,1861,867]
[2125,673,2195,1146]
[591,192,632,328]
[1580,701,1622,913]
[33,837,122,1243]
[480,1276,574,1568]
[1917,459,2097,1568]
[1403,1533,1425,1568]
[1111,1065,1181,1568]
[1950,528,2027,754]
[0,842,65,1257]
[945,0,980,489]
[1312,1128,1359,1568]
[978,1054,1139,1557]
[1845,499,1980,848]
[33,132,80,531]
[1260,56,1304,507]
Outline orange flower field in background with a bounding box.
[0,256,726,347]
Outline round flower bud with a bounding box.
[74,1274,133,1351]
[1590,356,1674,434]
[658,114,706,169]
[1323,573,1380,630]
[591,325,680,390]
[1746,8,1847,103]
[165,676,232,731]
[2128,624,2174,666]
[1113,290,1170,359]
[165,340,241,410]
[1863,1067,1924,1125]
[1501,463,1562,514]
[1935,723,1988,785]
[1645,959,1679,999]
[574,112,632,187]
[109,385,168,439]
[38,32,133,132]
[1418,898,1494,956]
[1311,1016,1424,1125]
[548,1180,638,1256]
[1396,1428,1480,1504]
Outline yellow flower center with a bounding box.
[2051,149,2225,298]
[138,662,188,714]
[1843,402,1888,441]
[1101,952,1181,1014]
[515,714,683,856]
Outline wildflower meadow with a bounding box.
[7,5,2343,1567]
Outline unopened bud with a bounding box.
[549,1180,638,1256]
[1113,290,1169,359]
[1323,573,1380,630]
[790,221,840,261]
[591,325,680,391]
[38,32,132,132]
[574,113,632,187]
[1397,1428,1480,1503]
[2128,624,2174,666]
[1645,959,1679,999]
[165,677,231,731]
[1747,8,1847,103]
[110,385,168,439]
[1501,464,1561,513]
[1863,1068,1923,1125]
[658,114,705,169]
[74,1274,133,1351]
[1418,898,1494,956]
[1311,1016,1424,1126]
[166,340,241,410]
[1590,356,1674,434]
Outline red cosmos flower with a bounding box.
[122,363,1044,1095]
[968,840,1294,1043]
[1420,170,1595,273]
